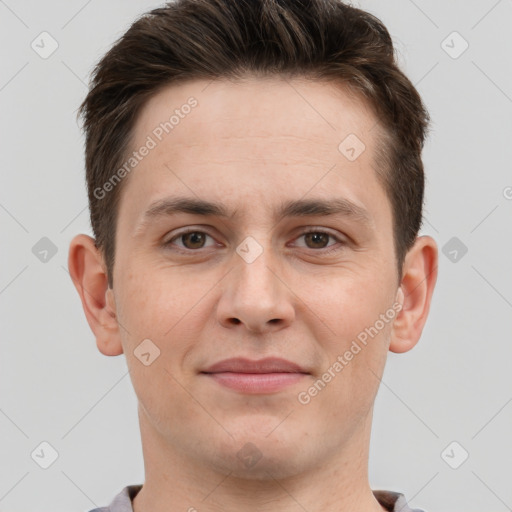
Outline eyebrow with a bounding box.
[133,196,373,235]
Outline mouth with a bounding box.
[200,357,310,394]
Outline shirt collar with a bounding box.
[92,485,424,512]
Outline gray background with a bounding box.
[1,0,511,511]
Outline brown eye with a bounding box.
[166,230,217,251]
[180,231,207,249]
[291,229,346,254]
[303,232,330,249]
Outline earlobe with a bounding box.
[68,234,124,356]
[389,235,438,354]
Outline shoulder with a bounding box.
[86,485,143,512]
[373,489,427,512]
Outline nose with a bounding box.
[216,242,295,334]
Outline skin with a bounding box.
[68,76,438,512]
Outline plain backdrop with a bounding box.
[1,1,511,511]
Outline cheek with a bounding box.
[302,268,394,398]
[303,266,392,341]
[116,263,205,339]
[114,268,207,429]
[114,263,221,387]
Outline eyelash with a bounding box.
[164,227,347,254]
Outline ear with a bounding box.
[389,235,438,354]
[68,234,123,356]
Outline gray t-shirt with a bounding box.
[87,485,426,512]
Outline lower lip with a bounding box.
[203,372,307,393]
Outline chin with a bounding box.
[206,425,311,480]
[216,446,310,481]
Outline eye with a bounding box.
[165,229,217,251]
[164,227,346,254]
[293,229,345,251]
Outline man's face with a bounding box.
[111,77,400,477]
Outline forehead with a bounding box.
[134,76,378,150]
[120,76,390,228]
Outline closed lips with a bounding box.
[201,357,309,374]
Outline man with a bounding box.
[68,0,438,511]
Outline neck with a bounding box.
[132,406,386,512]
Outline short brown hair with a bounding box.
[78,0,430,288]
